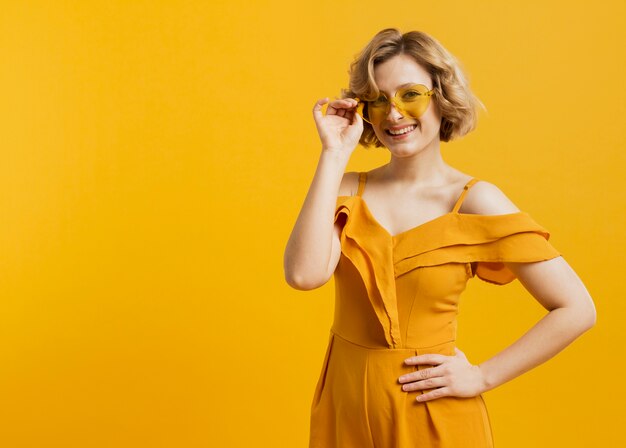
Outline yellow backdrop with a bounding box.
[1,1,624,446]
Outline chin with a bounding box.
[382,132,438,155]
[387,145,423,157]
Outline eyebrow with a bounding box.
[378,82,432,94]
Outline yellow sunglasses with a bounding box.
[354,84,435,125]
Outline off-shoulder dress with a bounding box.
[309,171,561,448]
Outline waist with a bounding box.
[330,329,456,355]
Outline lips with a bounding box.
[385,123,419,137]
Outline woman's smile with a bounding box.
[384,123,419,140]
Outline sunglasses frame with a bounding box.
[353,84,436,125]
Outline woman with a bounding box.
[283,28,596,448]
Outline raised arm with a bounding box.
[283,98,363,290]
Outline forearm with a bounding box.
[283,150,349,288]
[478,305,594,392]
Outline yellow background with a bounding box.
[1,1,624,446]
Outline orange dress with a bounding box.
[309,172,561,448]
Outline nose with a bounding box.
[386,101,405,121]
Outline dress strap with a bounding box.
[356,172,367,197]
[451,177,480,213]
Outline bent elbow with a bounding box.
[285,271,330,291]
[284,271,330,291]
[585,303,597,330]
[284,252,333,290]
[578,295,597,331]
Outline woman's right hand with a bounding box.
[312,97,363,156]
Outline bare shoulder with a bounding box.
[461,180,521,215]
[338,171,360,197]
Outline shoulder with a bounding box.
[338,171,361,197]
[460,179,521,215]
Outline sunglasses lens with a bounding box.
[395,85,431,119]
[363,96,388,125]
[355,85,432,125]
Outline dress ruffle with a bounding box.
[335,197,401,348]
[392,209,561,285]
[336,194,561,293]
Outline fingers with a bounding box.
[401,375,446,392]
[398,348,478,402]
[312,97,329,121]
[403,353,447,366]
[313,97,358,118]
[329,98,358,115]
[351,108,363,126]
[417,386,452,402]
[398,365,444,385]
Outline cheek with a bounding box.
[419,105,441,132]
[372,125,387,141]
[427,101,442,125]
[423,113,440,129]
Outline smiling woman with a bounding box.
[343,29,485,148]
[283,27,596,448]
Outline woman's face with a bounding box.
[371,53,441,154]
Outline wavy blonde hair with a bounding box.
[342,28,486,147]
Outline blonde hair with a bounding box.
[342,28,486,147]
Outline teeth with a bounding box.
[388,125,416,135]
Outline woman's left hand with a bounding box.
[398,348,488,402]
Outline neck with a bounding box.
[383,138,450,186]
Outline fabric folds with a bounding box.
[392,211,561,285]
[335,197,402,348]
[335,195,561,289]
[313,184,560,447]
